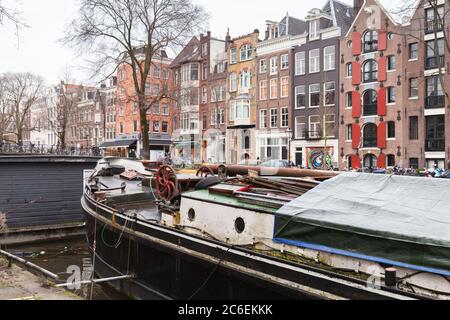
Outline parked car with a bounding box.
[260,160,292,168]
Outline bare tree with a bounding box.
[62,0,209,159]
[1,73,46,146]
[0,77,13,142]
[55,75,80,149]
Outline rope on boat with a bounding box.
[187,245,234,301]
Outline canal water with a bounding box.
[4,237,127,300]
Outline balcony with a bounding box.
[363,104,378,117]
[426,139,445,152]
[425,20,444,34]
[425,55,445,70]
[425,95,445,109]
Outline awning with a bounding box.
[173,141,200,147]
[149,134,172,146]
[99,139,137,149]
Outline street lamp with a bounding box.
[286,128,293,164]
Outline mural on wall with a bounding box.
[307,147,334,169]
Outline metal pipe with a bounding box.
[206,165,338,178]
[55,275,135,288]
[0,249,60,281]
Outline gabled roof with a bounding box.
[345,0,404,38]
[170,36,200,68]
[282,15,307,36]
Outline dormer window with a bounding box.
[271,25,279,38]
[309,20,320,40]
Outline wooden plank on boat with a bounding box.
[209,184,249,195]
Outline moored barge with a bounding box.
[81,158,450,300]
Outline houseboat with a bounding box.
[81,158,450,300]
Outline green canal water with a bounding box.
[4,238,128,300]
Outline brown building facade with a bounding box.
[339,0,406,170]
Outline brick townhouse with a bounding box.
[256,14,305,164]
[292,0,353,169]
[115,49,173,160]
[339,0,406,170]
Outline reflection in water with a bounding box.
[5,238,128,300]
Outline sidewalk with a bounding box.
[0,257,81,300]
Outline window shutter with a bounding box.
[377,87,387,116]
[351,155,361,169]
[378,56,387,82]
[352,32,362,56]
[352,124,361,149]
[377,153,386,169]
[378,122,387,149]
[352,91,361,118]
[352,62,361,85]
[378,30,388,51]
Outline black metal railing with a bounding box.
[425,20,444,34]
[425,55,445,70]
[363,104,378,117]
[425,95,445,109]
[0,143,101,157]
[362,138,377,148]
[426,139,445,152]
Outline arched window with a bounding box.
[363,123,378,148]
[363,154,377,168]
[240,44,253,61]
[363,59,378,83]
[346,62,352,77]
[363,90,378,116]
[364,30,378,53]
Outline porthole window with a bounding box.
[347,40,353,48]
[235,218,245,234]
[188,208,196,222]
[388,32,394,40]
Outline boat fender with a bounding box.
[194,176,221,190]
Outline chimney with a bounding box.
[354,0,363,17]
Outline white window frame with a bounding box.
[270,57,278,75]
[309,49,320,74]
[229,73,237,92]
[260,109,268,129]
[270,78,278,99]
[324,46,335,71]
[280,77,289,98]
[230,48,237,64]
[259,59,267,73]
[309,20,320,40]
[259,80,268,100]
[270,108,278,128]
[309,84,320,108]
[295,52,306,75]
[281,54,289,70]
[295,86,306,109]
[295,116,306,139]
[281,107,289,128]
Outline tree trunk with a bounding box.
[139,100,151,160]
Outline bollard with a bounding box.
[385,267,397,287]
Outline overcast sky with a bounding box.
[0,0,361,86]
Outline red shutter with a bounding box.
[378,30,388,51]
[377,153,386,169]
[378,56,387,82]
[352,124,361,149]
[352,62,361,85]
[351,155,362,169]
[377,87,387,116]
[352,91,361,118]
[352,32,362,56]
[378,122,387,149]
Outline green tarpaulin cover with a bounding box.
[275,173,450,275]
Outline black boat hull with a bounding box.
[82,193,419,301]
